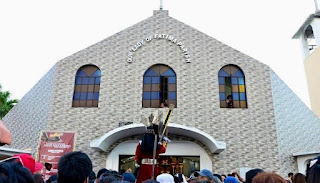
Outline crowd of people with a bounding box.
[0,151,319,183]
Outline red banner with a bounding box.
[36,131,75,181]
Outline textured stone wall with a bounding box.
[2,65,57,155]
[270,69,320,174]
[45,10,282,175]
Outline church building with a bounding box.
[2,7,320,177]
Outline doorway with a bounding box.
[119,155,200,177]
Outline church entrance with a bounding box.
[105,140,212,174]
[119,155,200,176]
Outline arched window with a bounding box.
[218,65,247,108]
[143,64,177,108]
[72,65,101,107]
[305,25,317,52]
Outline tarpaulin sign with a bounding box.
[36,131,76,181]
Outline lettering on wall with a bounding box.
[127,34,191,63]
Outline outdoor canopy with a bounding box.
[0,120,12,145]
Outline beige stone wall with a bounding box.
[304,47,320,117]
[45,10,282,175]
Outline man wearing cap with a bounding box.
[198,169,216,183]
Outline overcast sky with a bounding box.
[0,0,315,108]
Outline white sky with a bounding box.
[0,0,315,108]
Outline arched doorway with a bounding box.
[106,140,212,176]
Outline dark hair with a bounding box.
[120,169,126,174]
[174,176,181,183]
[46,174,57,183]
[245,169,264,183]
[143,179,160,183]
[111,170,119,175]
[57,151,93,183]
[293,173,306,183]
[0,161,34,183]
[100,175,117,183]
[214,174,222,182]
[97,168,109,179]
[89,170,96,180]
[252,173,287,183]
[288,172,294,177]
[307,158,320,183]
[33,174,44,183]
[100,173,122,183]
[221,175,226,178]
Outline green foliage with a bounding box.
[0,84,18,119]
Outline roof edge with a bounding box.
[292,13,320,39]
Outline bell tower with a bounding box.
[293,0,320,117]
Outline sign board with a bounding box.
[127,34,191,63]
[36,131,76,181]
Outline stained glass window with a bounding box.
[143,64,177,108]
[218,65,247,108]
[72,65,101,107]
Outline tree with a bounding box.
[0,84,18,119]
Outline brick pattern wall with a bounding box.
[45,10,282,174]
[3,65,57,154]
[270,69,320,174]
[5,11,314,177]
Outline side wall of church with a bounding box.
[3,65,57,154]
[270,69,320,174]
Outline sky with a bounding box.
[0,0,315,108]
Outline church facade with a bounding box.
[3,10,320,176]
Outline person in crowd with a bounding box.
[100,175,118,183]
[156,173,175,183]
[212,175,222,183]
[89,170,97,182]
[122,172,136,183]
[143,179,160,183]
[287,172,294,183]
[33,174,44,183]
[57,151,93,183]
[221,175,226,182]
[174,173,187,183]
[224,176,239,183]
[232,172,245,182]
[252,172,287,183]
[13,153,43,174]
[174,176,181,183]
[307,156,320,183]
[197,169,215,183]
[189,171,199,180]
[293,173,306,183]
[214,174,222,182]
[100,172,122,183]
[245,169,264,183]
[0,161,35,183]
[97,168,109,183]
[46,174,57,183]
